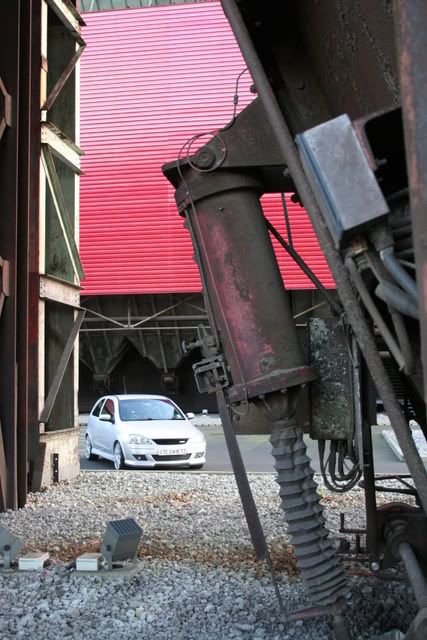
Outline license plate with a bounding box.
[158,448,187,455]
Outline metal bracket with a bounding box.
[0,257,10,319]
[39,274,80,307]
[41,146,85,280]
[45,0,85,45]
[42,42,86,112]
[192,355,229,394]
[0,78,12,142]
[39,309,85,424]
[41,122,83,173]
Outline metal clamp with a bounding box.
[192,355,229,394]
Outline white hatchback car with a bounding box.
[85,394,206,470]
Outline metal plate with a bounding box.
[308,317,354,440]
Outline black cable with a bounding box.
[180,67,249,174]
[281,193,294,249]
[265,219,343,317]
[318,439,362,493]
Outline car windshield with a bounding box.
[118,398,185,422]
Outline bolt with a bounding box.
[370,561,380,572]
[194,147,215,169]
[375,157,387,167]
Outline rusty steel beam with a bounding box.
[217,391,268,560]
[39,309,85,424]
[0,0,20,511]
[17,0,41,508]
[42,42,85,112]
[0,0,41,510]
[45,0,85,44]
[395,1,427,408]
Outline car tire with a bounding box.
[85,435,98,461]
[191,463,204,470]
[113,442,126,470]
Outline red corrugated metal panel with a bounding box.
[263,194,335,290]
[80,2,334,295]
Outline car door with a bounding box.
[98,396,116,455]
[88,398,105,452]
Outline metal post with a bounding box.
[52,453,59,484]
[217,391,267,560]
[400,542,427,610]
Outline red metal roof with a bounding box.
[80,1,334,295]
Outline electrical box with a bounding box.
[76,552,103,572]
[296,114,389,247]
[18,551,49,571]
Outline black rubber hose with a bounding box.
[380,247,418,303]
[345,257,406,370]
[375,281,419,320]
[390,310,415,375]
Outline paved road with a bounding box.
[79,425,413,474]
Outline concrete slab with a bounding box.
[76,560,143,579]
[382,429,427,463]
[18,551,49,571]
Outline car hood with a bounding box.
[120,420,205,440]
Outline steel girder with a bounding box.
[0,0,41,510]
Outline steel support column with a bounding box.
[395,1,427,406]
[0,0,41,510]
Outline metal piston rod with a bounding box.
[163,126,347,607]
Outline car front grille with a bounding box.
[152,454,191,461]
[152,439,188,445]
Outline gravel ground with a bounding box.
[0,471,418,640]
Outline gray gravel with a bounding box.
[0,472,418,639]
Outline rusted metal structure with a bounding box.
[0,0,84,510]
[164,0,427,636]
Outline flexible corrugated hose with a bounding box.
[270,416,348,606]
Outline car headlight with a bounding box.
[189,435,206,444]
[128,435,154,445]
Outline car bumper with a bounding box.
[122,442,206,468]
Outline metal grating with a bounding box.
[107,518,142,537]
[152,438,189,445]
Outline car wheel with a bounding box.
[85,435,98,461]
[113,442,125,470]
[191,463,204,470]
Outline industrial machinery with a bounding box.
[163,1,427,637]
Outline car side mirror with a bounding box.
[186,412,195,420]
[100,413,114,423]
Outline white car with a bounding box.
[85,394,206,470]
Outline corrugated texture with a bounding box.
[80,2,334,294]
